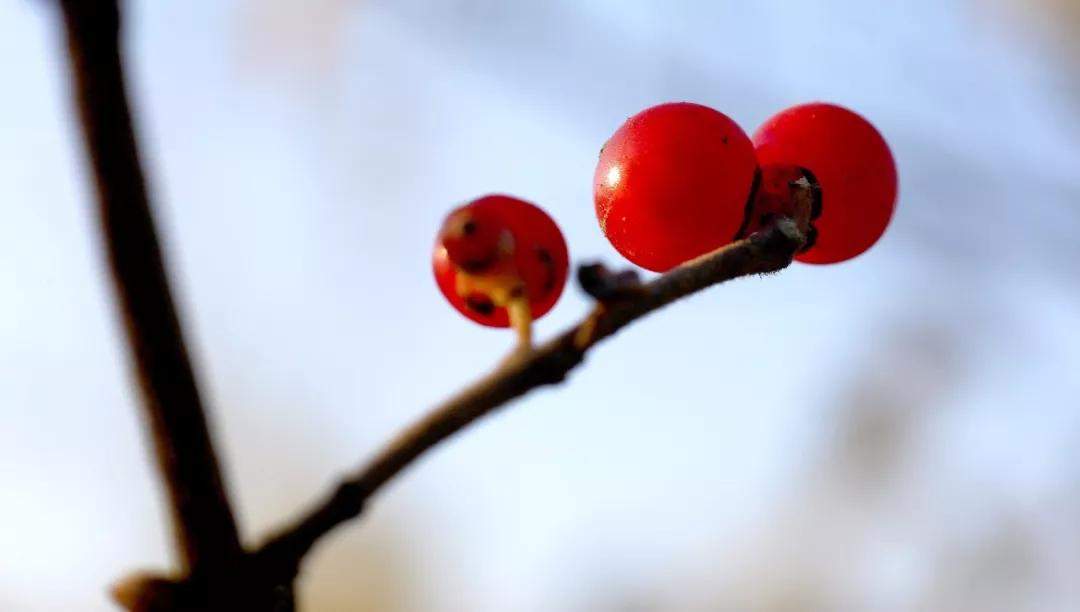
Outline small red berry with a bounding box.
[433,195,569,328]
[753,102,898,264]
[594,102,758,272]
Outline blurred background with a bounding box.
[2,0,1079,610]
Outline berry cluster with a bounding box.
[596,102,897,270]
[433,102,897,339]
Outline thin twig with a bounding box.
[58,0,242,577]
[254,218,806,574]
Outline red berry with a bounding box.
[433,195,569,327]
[753,103,897,264]
[594,102,758,272]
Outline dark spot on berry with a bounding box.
[460,254,496,273]
[465,295,495,316]
[536,247,556,291]
[462,220,477,236]
[722,135,729,145]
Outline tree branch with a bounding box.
[254,218,806,575]
[56,1,812,599]
[58,0,242,577]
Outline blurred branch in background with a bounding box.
[994,0,1080,58]
[985,0,1080,119]
[58,1,292,609]
[237,0,355,80]
[57,0,243,579]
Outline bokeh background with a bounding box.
[3,1,1080,610]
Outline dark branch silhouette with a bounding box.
[58,0,242,579]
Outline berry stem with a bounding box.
[506,296,534,348]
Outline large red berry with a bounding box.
[594,102,758,272]
[433,195,569,327]
[753,103,897,264]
